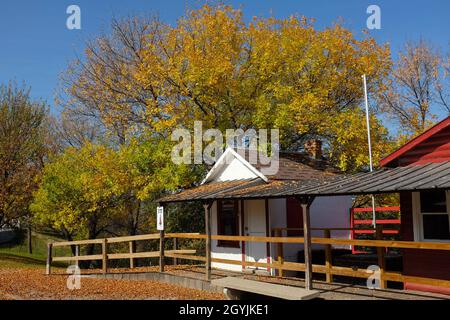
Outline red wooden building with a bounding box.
[380,116,450,294]
[159,117,450,295]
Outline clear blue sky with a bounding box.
[0,0,449,124]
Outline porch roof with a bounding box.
[158,162,450,203]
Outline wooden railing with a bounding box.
[46,233,195,275]
[47,232,450,291]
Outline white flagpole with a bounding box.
[362,74,377,227]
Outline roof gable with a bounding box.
[380,116,450,167]
[201,148,268,184]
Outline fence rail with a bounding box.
[350,206,401,254]
[47,231,450,291]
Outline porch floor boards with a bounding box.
[66,265,450,300]
[164,265,450,300]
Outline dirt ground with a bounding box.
[0,268,224,300]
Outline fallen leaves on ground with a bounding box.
[0,268,224,300]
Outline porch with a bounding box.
[46,230,450,298]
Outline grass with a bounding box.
[0,231,70,269]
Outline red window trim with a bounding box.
[217,199,240,248]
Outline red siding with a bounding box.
[398,127,450,166]
[383,119,450,294]
[380,116,450,167]
[286,197,303,236]
[400,191,450,294]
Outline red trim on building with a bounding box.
[286,197,303,236]
[217,200,240,248]
[380,116,450,167]
[404,283,450,296]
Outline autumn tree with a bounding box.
[0,83,50,229]
[31,137,202,244]
[62,4,394,173]
[59,16,163,143]
[51,112,101,150]
[379,40,449,138]
[246,17,393,171]
[138,5,393,171]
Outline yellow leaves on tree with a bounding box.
[65,4,394,171]
[31,138,202,238]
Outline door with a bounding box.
[244,200,268,270]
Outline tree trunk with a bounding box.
[61,227,76,255]
[27,224,32,254]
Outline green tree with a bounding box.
[31,137,203,242]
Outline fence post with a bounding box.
[46,242,53,275]
[129,241,135,269]
[276,229,284,277]
[300,199,314,291]
[159,230,165,272]
[350,208,355,254]
[102,238,108,274]
[75,245,80,268]
[173,237,178,266]
[376,225,386,289]
[324,229,333,283]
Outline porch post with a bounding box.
[297,196,315,290]
[204,201,213,281]
[159,203,165,273]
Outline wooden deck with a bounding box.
[47,232,450,296]
[161,266,450,300]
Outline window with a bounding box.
[217,200,240,248]
[417,190,450,241]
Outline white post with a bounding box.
[362,74,377,227]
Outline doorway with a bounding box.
[244,200,269,271]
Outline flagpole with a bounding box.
[362,74,377,227]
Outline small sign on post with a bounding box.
[157,206,164,231]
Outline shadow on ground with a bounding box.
[0,253,46,266]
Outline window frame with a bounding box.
[216,199,240,248]
[412,190,450,242]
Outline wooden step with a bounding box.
[211,277,320,300]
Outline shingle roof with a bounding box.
[229,148,339,181]
[259,156,338,181]
[158,162,450,203]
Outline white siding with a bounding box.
[211,196,352,274]
[268,196,352,276]
[210,201,243,272]
[310,196,353,249]
[215,158,259,181]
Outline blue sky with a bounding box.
[0,0,449,124]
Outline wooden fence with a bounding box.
[350,206,401,254]
[47,231,450,291]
